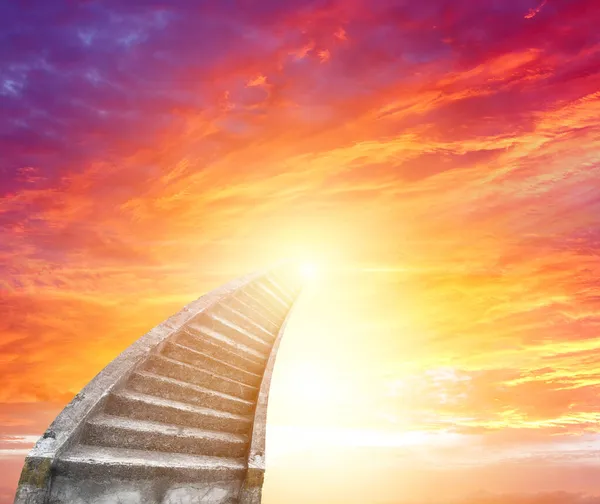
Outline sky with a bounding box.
[1,0,600,502]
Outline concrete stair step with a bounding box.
[82,414,249,458]
[252,281,291,313]
[161,341,262,387]
[198,313,272,353]
[225,295,280,333]
[264,274,296,305]
[56,445,246,482]
[105,390,252,434]
[215,303,277,342]
[186,323,268,362]
[244,284,287,317]
[174,331,263,375]
[177,326,265,373]
[234,289,286,325]
[143,354,258,401]
[127,371,254,415]
[277,271,302,294]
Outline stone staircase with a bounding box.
[16,269,301,504]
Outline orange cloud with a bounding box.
[246,74,269,88]
[334,27,348,41]
[318,49,331,63]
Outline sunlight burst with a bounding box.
[299,262,318,282]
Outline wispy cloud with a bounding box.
[525,0,549,19]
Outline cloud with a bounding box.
[454,492,600,504]
[525,0,549,19]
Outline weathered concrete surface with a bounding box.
[238,281,299,504]
[14,266,302,504]
[48,476,242,504]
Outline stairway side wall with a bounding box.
[238,290,300,504]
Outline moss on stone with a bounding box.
[18,457,52,489]
[243,467,265,488]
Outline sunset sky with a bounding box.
[2,0,600,502]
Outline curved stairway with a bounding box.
[15,267,302,504]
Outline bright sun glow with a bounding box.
[299,262,318,281]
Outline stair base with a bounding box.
[49,474,242,504]
[49,445,245,504]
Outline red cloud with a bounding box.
[525,0,549,19]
